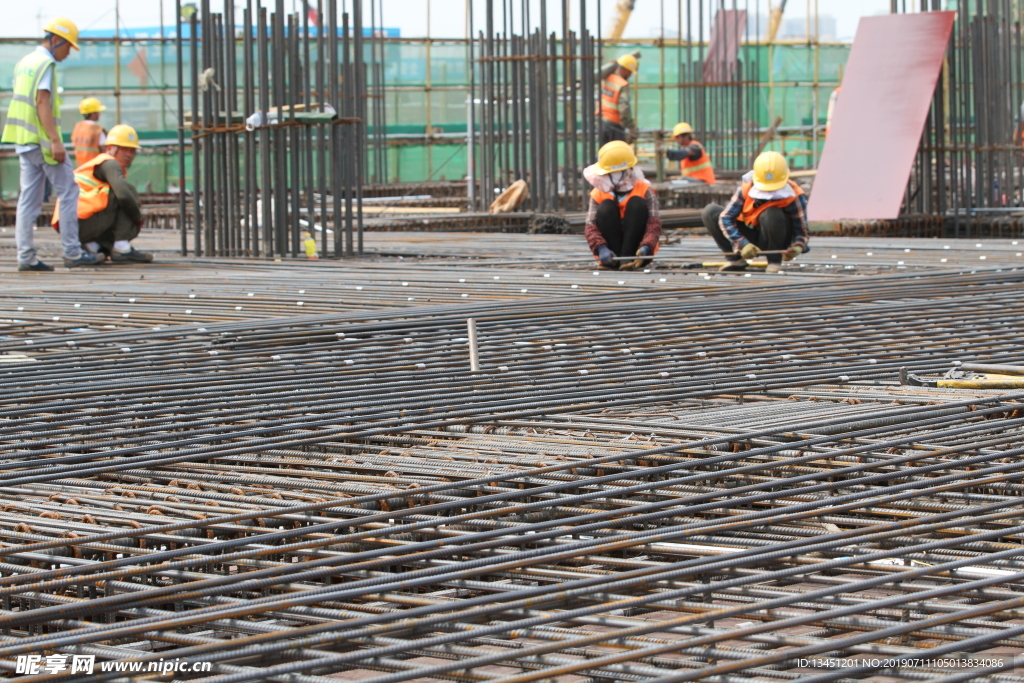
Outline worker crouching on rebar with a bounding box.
[53,125,153,263]
[701,151,809,274]
[584,141,662,270]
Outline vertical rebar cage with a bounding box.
[179,0,369,258]
[899,0,1024,235]
[465,0,600,214]
[463,1,780,214]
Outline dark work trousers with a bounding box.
[701,203,793,264]
[597,196,649,267]
[78,191,141,255]
[600,121,629,145]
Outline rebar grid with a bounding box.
[1,244,1024,681]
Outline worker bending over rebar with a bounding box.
[584,141,662,270]
[599,55,639,145]
[52,124,153,263]
[701,151,808,274]
[665,122,716,184]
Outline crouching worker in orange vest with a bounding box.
[701,151,808,274]
[666,122,715,184]
[53,124,153,263]
[583,141,662,270]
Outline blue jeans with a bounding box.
[15,147,82,265]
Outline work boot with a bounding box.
[718,257,747,273]
[111,248,154,263]
[63,252,107,268]
[17,260,54,272]
[765,263,782,274]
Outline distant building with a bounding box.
[654,14,837,42]
[743,13,837,41]
[778,16,837,41]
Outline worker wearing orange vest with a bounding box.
[71,97,107,166]
[825,86,840,137]
[665,122,716,184]
[53,124,153,263]
[599,55,639,145]
[583,141,662,270]
[701,151,809,274]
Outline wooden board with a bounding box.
[807,12,955,221]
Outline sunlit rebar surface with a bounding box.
[0,234,1021,682]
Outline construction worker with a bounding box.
[53,125,153,263]
[665,122,716,184]
[701,151,808,274]
[583,141,661,270]
[72,97,107,166]
[599,55,639,145]
[1,18,104,271]
[825,86,841,137]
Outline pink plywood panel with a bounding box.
[704,10,747,83]
[807,12,955,221]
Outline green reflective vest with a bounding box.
[1,49,61,164]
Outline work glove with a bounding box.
[623,245,653,271]
[783,244,804,262]
[597,244,616,267]
[740,242,761,260]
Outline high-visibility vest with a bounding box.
[738,180,804,228]
[680,141,716,184]
[825,86,841,137]
[600,73,628,125]
[590,179,651,218]
[1,49,61,164]
[72,120,105,166]
[52,153,126,229]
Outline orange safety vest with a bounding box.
[600,73,628,125]
[825,86,841,138]
[737,180,804,228]
[591,179,651,218]
[52,153,126,229]
[680,141,716,184]
[71,120,104,167]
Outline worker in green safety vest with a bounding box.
[1,17,105,270]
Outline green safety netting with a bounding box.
[0,40,850,192]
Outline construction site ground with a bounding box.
[2,228,1024,680]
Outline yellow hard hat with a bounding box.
[616,54,638,73]
[672,122,694,138]
[79,97,106,115]
[43,17,81,50]
[106,124,141,149]
[594,141,637,175]
[752,151,789,192]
